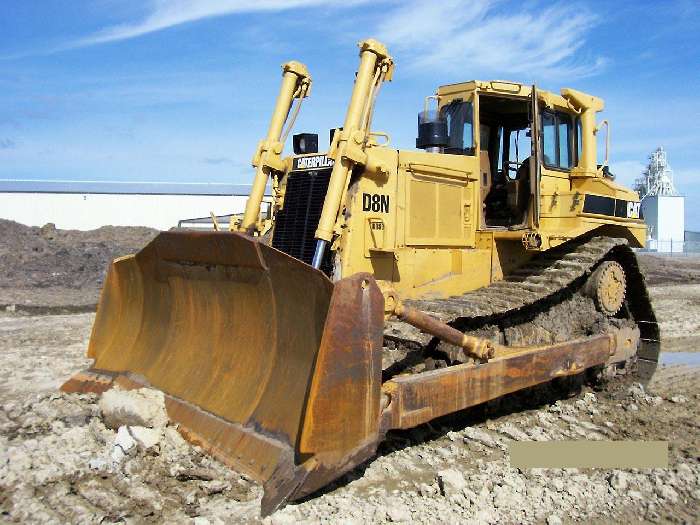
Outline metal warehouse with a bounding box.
[0,179,255,230]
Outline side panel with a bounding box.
[396,151,492,299]
[338,148,493,299]
[397,151,489,299]
[538,172,646,248]
[337,148,399,283]
[404,169,475,247]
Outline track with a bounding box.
[386,236,660,383]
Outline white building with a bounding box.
[636,148,685,253]
[0,180,259,231]
[642,195,685,252]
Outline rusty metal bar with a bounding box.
[380,333,614,431]
[393,302,495,361]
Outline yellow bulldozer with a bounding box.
[63,39,659,514]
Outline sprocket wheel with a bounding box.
[586,260,626,316]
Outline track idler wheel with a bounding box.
[585,260,626,316]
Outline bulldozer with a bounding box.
[63,39,659,515]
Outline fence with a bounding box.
[177,214,237,230]
[640,239,700,255]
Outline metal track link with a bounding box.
[410,237,624,318]
[403,236,660,382]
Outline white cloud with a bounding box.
[76,0,367,46]
[0,138,17,150]
[376,0,605,80]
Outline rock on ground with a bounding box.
[0,392,260,523]
[99,387,169,429]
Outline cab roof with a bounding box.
[436,80,603,112]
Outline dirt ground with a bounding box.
[637,253,700,287]
[1,223,699,524]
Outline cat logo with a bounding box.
[293,155,334,170]
[627,201,641,219]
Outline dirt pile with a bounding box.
[0,219,157,311]
[0,217,695,311]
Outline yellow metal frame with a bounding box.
[265,43,645,301]
[240,61,311,234]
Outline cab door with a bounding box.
[529,85,541,228]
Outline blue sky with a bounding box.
[1,0,699,227]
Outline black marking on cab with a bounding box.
[583,194,641,219]
[363,193,390,213]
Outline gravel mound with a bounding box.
[0,219,157,310]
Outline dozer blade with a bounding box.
[62,231,387,515]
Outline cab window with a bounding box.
[542,112,556,166]
[440,100,474,155]
[541,110,573,169]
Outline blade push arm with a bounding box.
[240,61,311,235]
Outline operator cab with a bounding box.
[416,83,537,230]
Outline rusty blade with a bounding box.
[63,232,389,516]
[261,273,385,513]
[68,230,334,483]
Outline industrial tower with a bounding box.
[635,147,685,252]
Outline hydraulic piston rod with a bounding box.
[384,292,496,361]
[312,39,393,268]
[240,61,311,235]
[394,303,496,361]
